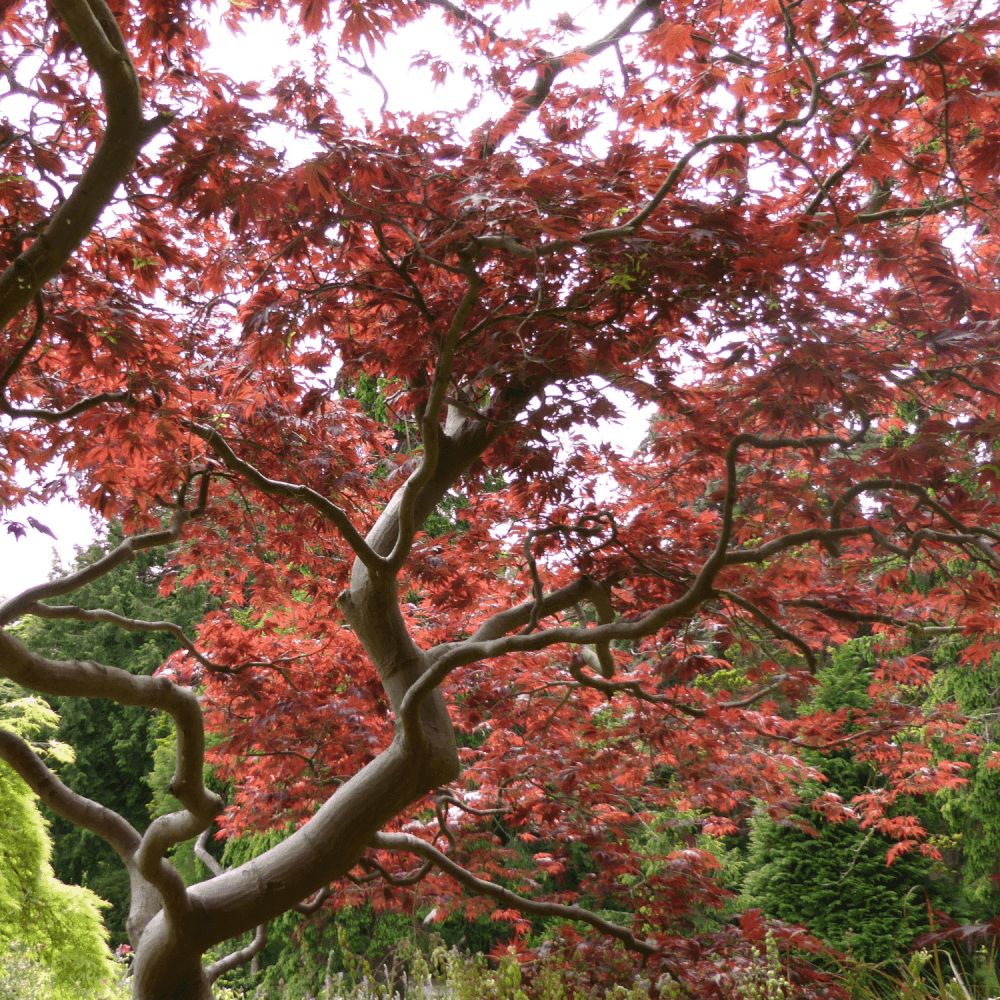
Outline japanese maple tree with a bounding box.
[2,0,1000,996]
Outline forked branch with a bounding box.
[190,422,388,576]
[0,725,140,860]
[387,262,483,575]
[0,296,131,421]
[0,629,221,902]
[0,723,188,916]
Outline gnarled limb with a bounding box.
[0,725,140,858]
[18,601,311,678]
[475,0,661,157]
[468,576,610,644]
[715,589,818,674]
[205,924,268,985]
[0,475,209,627]
[386,261,483,576]
[195,830,269,983]
[0,630,220,908]
[293,887,333,915]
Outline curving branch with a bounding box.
[196,829,269,982]
[205,924,268,985]
[568,657,705,718]
[371,832,657,956]
[474,0,660,157]
[410,585,710,735]
[0,474,209,628]
[469,577,608,644]
[0,725,140,860]
[518,516,616,672]
[437,791,509,817]
[716,589,818,674]
[17,601,310,679]
[830,478,1000,549]
[362,855,434,887]
[194,827,224,877]
[0,0,171,328]
[189,422,388,577]
[0,294,132,419]
[408,429,890,727]
[786,599,962,637]
[0,723,183,931]
[292,886,333,916]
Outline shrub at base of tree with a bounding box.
[0,692,116,998]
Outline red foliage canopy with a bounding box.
[1,0,1000,994]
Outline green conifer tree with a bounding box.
[741,641,958,964]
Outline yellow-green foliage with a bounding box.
[0,693,115,999]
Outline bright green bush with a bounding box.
[0,693,116,999]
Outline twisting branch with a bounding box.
[475,0,660,157]
[410,429,879,726]
[519,515,616,653]
[0,712,187,916]
[830,478,1000,545]
[205,924,268,985]
[568,656,795,716]
[371,832,657,956]
[434,794,457,852]
[22,603,214,663]
[786,600,962,637]
[0,629,221,907]
[410,585,711,734]
[339,54,389,114]
[468,577,608,643]
[723,525,870,565]
[0,294,133,418]
[568,657,705,718]
[586,581,615,676]
[293,886,333,915]
[361,855,435,887]
[437,791,509,817]
[194,828,224,877]
[189,422,388,577]
[0,725,140,860]
[18,602,312,679]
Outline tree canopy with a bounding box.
[1,0,1000,997]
